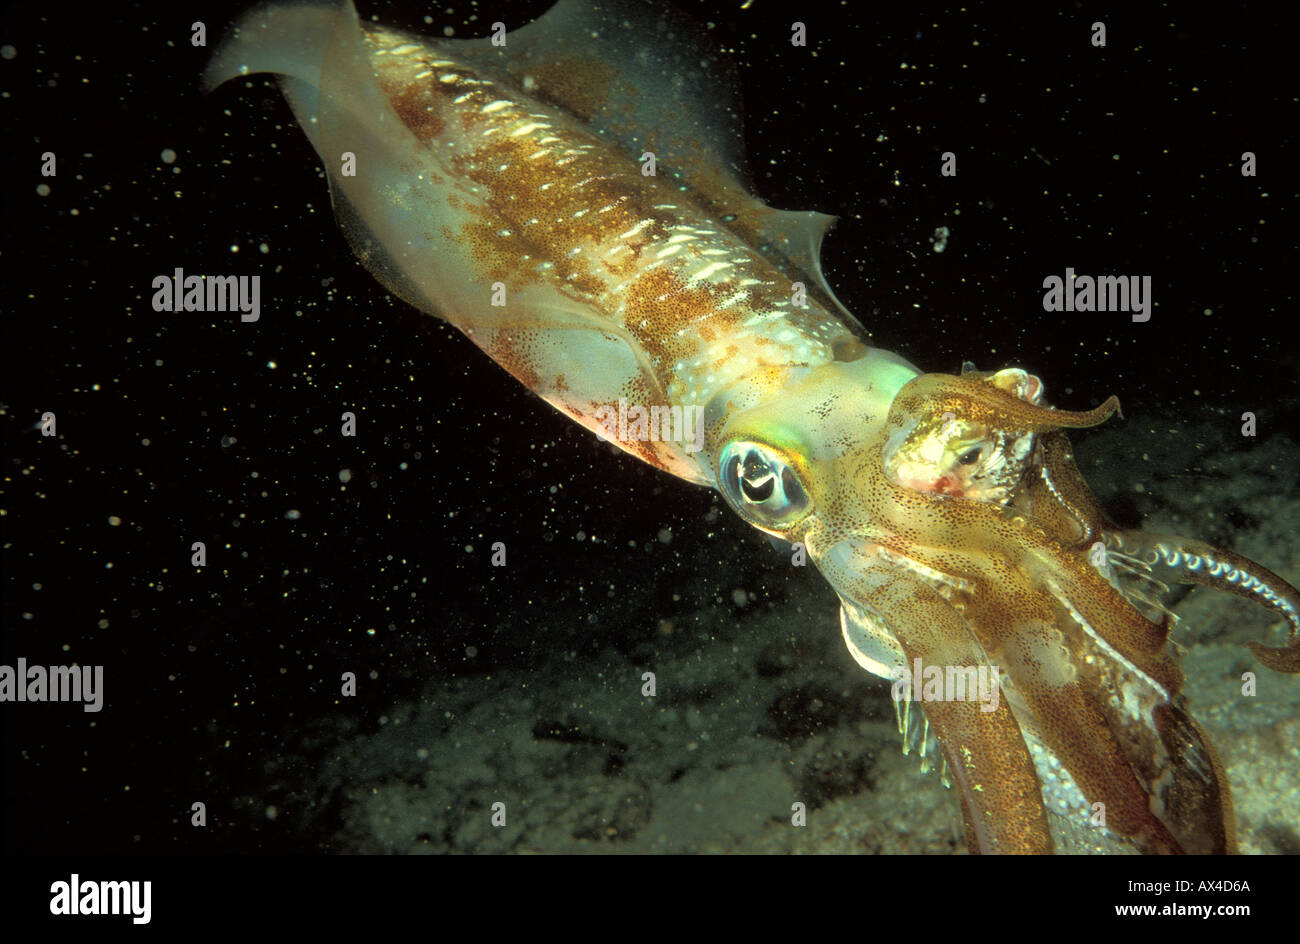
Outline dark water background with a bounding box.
[2,0,1297,854]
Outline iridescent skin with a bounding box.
[207,0,1299,853]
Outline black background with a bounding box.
[2,0,1297,855]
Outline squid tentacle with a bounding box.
[830,543,1052,853]
[1023,432,1108,549]
[1105,531,1300,673]
[891,373,1122,437]
[1150,702,1237,854]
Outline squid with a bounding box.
[205,0,1300,852]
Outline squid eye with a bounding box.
[718,441,811,531]
[957,446,983,466]
[741,474,775,503]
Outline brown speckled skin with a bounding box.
[830,371,1294,852]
